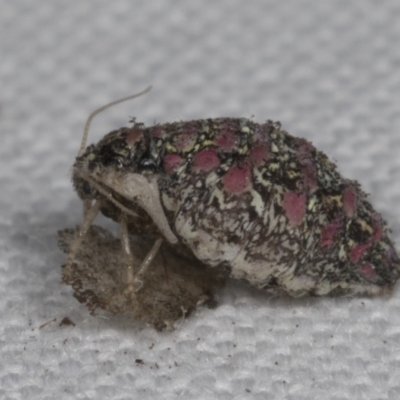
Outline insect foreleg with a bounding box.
[119,214,163,293]
[119,214,137,291]
[137,238,163,278]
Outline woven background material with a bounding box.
[1,1,400,399]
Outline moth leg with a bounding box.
[64,200,102,279]
[83,199,93,217]
[133,238,163,291]
[137,238,163,277]
[119,216,163,293]
[119,214,136,291]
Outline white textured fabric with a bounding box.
[1,1,400,399]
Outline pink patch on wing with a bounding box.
[174,122,198,151]
[182,121,198,134]
[163,154,183,174]
[343,187,357,217]
[282,191,306,227]
[175,132,197,152]
[320,219,341,248]
[359,263,377,282]
[372,215,383,243]
[295,137,316,156]
[349,243,371,264]
[150,125,164,138]
[295,138,317,192]
[250,142,269,166]
[126,129,142,146]
[215,130,237,150]
[222,163,251,194]
[300,158,317,192]
[386,246,398,265]
[193,149,221,172]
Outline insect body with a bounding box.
[68,88,400,298]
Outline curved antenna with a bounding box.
[78,85,152,157]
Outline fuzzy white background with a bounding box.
[1,1,400,399]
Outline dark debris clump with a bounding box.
[58,226,226,331]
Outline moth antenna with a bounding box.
[78,85,152,157]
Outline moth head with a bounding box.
[72,87,155,201]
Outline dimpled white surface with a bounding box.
[1,1,400,399]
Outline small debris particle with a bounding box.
[59,317,75,327]
[38,317,57,330]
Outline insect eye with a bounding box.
[138,157,157,172]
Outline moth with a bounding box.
[65,87,400,298]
